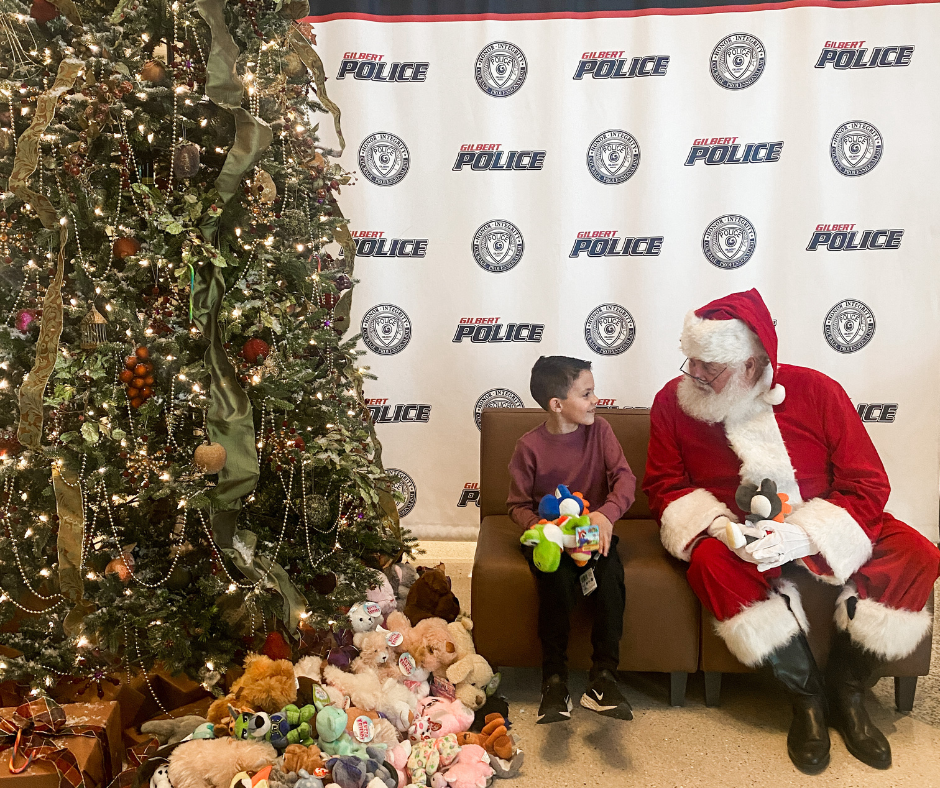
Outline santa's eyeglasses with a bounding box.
[680,358,729,386]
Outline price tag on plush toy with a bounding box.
[363,601,382,618]
[574,524,600,552]
[386,631,404,648]
[313,683,331,707]
[352,715,375,742]
[429,675,457,701]
[399,652,417,676]
[580,567,597,597]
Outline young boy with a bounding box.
[507,356,636,723]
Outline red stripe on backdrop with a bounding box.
[302,0,940,22]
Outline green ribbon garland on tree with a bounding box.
[192,0,306,628]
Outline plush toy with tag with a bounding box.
[348,601,384,633]
[728,478,793,548]
[407,734,461,787]
[440,744,494,788]
[352,630,400,682]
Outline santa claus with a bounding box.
[643,288,939,773]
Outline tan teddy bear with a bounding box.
[206,654,298,733]
[446,653,494,711]
[352,629,399,682]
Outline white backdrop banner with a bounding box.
[305,0,940,541]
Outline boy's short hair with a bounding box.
[530,356,592,410]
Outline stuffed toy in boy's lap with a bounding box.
[520,485,600,572]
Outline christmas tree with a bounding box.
[0,0,409,696]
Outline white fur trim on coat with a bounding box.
[723,396,801,504]
[834,585,933,661]
[714,586,805,667]
[680,311,763,365]
[787,498,872,583]
[660,488,734,562]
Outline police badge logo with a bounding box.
[361,304,412,355]
[702,214,757,269]
[824,299,876,353]
[830,121,883,177]
[474,388,524,430]
[471,220,525,273]
[475,41,528,97]
[385,468,417,518]
[710,33,766,89]
[358,132,410,186]
[584,304,636,356]
[586,130,641,185]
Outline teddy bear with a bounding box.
[445,618,475,663]
[167,737,277,788]
[367,573,398,619]
[323,664,416,731]
[445,655,494,711]
[207,654,298,734]
[348,601,383,633]
[386,613,458,679]
[282,743,328,775]
[407,734,461,787]
[403,564,460,624]
[414,697,475,739]
[396,653,430,700]
[385,562,418,612]
[352,630,399,682]
[455,714,512,761]
[440,744,493,788]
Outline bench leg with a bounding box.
[894,676,917,712]
[669,672,688,707]
[704,671,722,707]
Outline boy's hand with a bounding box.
[589,511,614,556]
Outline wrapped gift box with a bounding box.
[0,701,122,788]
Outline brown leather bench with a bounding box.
[471,408,933,711]
[471,408,700,705]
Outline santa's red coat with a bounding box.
[643,365,939,661]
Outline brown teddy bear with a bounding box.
[206,654,298,732]
[404,564,460,624]
[282,743,327,775]
[455,713,514,761]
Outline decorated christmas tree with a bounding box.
[0,0,409,696]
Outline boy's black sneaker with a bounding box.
[537,674,573,724]
[581,668,634,720]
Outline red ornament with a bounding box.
[242,338,270,365]
[15,309,39,332]
[113,237,141,260]
[29,0,59,23]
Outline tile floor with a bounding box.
[417,541,940,788]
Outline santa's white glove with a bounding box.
[745,520,818,572]
[706,516,766,565]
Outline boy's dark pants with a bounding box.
[523,534,626,682]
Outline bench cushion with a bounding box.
[471,515,700,672]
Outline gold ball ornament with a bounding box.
[0,130,13,157]
[141,60,168,84]
[283,51,307,78]
[255,170,277,204]
[105,555,133,583]
[172,142,201,179]
[194,442,227,474]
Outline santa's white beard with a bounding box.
[677,367,762,424]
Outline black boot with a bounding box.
[763,633,830,774]
[827,630,892,769]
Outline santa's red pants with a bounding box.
[686,515,940,663]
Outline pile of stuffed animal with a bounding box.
[143,565,523,788]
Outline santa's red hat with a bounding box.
[680,288,785,405]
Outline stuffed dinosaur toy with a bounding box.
[520,511,596,572]
[537,485,589,520]
[230,704,317,750]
